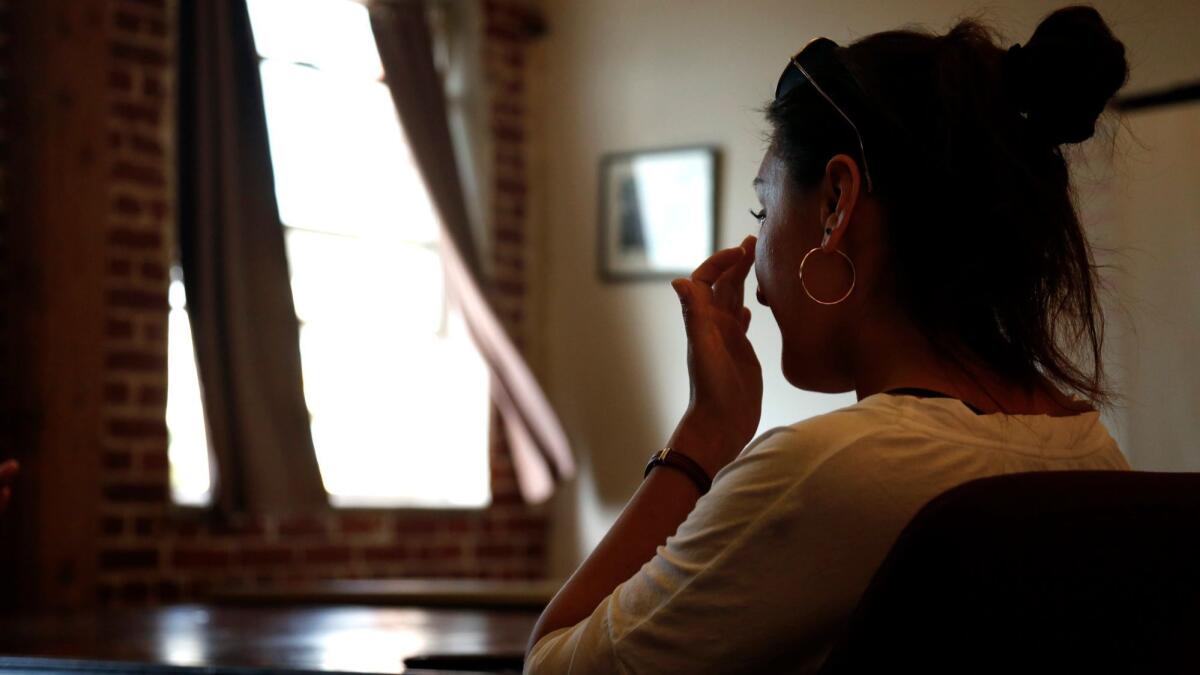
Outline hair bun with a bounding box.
[1005,6,1128,145]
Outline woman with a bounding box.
[526,6,1129,673]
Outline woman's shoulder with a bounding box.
[713,396,902,491]
[718,391,1127,513]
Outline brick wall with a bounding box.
[0,0,10,459]
[94,0,549,605]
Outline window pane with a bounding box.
[259,61,441,242]
[285,229,444,333]
[285,228,488,507]
[246,0,383,78]
[166,274,214,506]
[302,308,491,508]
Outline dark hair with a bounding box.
[765,6,1128,407]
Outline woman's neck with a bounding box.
[847,309,1092,416]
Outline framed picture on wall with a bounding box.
[597,145,718,281]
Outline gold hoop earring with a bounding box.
[798,247,856,305]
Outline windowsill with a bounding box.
[165,499,504,518]
[211,577,563,610]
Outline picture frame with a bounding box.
[597,145,718,281]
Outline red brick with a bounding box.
[141,451,168,471]
[107,289,168,311]
[142,75,165,98]
[109,228,162,250]
[149,200,168,221]
[105,350,163,371]
[112,161,165,187]
[363,545,409,563]
[492,255,524,272]
[173,547,230,568]
[121,0,167,10]
[107,418,168,440]
[303,545,352,565]
[102,450,133,470]
[143,320,166,343]
[108,68,134,91]
[394,517,439,536]
[491,101,523,118]
[492,278,525,295]
[113,194,143,215]
[113,10,141,33]
[134,516,155,536]
[105,319,135,339]
[138,384,166,405]
[110,43,167,67]
[494,177,526,196]
[476,543,516,559]
[107,259,133,277]
[445,518,474,534]
[100,548,159,570]
[488,487,524,506]
[103,482,167,503]
[129,133,163,157]
[209,517,267,537]
[338,513,383,535]
[278,515,327,537]
[496,308,524,327]
[490,123,524,143]
[494,227,524,245]
[112,101,160,125]
[121,581,150,603]
[238,547,293,566]
[140,261,166,281]
[157,580,181,602]
[104,381,130,403]
[101,516,125,536]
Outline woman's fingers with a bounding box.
[690,246,744,286]
[713,236,756,312]
[739,306,752,333]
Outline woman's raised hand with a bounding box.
[669,235,763,475]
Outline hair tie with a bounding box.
[1003,43,1030,117]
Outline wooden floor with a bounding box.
[0,604,540,674]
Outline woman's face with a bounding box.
[752,147,862,393]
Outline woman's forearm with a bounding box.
[525,421,736,655]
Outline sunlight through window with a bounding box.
[167,0,491,509]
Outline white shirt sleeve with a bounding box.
[526,395,1131,674]
[524,422,907,674]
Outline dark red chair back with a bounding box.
[818,470,1200,674]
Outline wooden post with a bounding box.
[2,0,109,609]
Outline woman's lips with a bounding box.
[757,288,769,306]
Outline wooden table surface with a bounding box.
[0,604,541,674]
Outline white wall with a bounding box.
[526,0,1200,578]
[1102,101,1200,470]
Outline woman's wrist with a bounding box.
[667,412,745,478]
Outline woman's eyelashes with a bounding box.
[749,208,766,226]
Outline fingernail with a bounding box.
[671,279,689,301]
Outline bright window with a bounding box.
[166,0,491,509]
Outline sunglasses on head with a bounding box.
[774,37,875,192]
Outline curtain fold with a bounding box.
[177,0,327,513]
[370,1,574,503]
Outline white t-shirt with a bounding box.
[525,392,1130,674]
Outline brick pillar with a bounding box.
[96,0,174,606]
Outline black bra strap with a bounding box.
[884,387,987,415]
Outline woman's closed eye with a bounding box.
[749,208,766,225]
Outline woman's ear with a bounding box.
[819,154,862,251]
